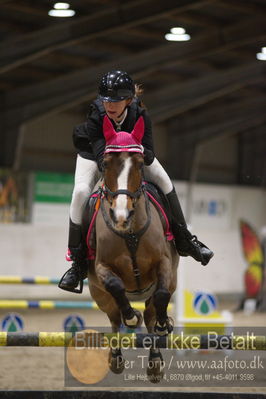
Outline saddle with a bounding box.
[81,182,174,261]
[143,182,174,241]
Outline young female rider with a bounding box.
[59,70,213,292]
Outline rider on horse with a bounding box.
[59,70,214,293]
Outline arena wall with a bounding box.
[0,182,265,299]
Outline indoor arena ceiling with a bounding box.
[0,0,266,185]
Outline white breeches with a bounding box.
[70,155,173,224]
[69,155,100,224]
[143,157,173,195]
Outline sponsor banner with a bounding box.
[174,182,232,229]
[191,186,232,229]
[34,172,74,203]
[63,314,85,333]
[1,313,24,332]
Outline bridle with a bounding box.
[100,171,151,291]
[103,184,143,204]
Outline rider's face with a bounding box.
[103,99,131,121]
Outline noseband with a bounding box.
[103,184,143,202]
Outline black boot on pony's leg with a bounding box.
[166,187,214,266]
[58,219,88,293]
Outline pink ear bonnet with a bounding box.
[103,115,145,154]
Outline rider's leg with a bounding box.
[59,155,99,291]
[144,158,213,266]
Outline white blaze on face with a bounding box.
[114,157,132,221]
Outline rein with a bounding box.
[100,184,151,291]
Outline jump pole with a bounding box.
[0,331,266,349]
[0,276,90,285]
[0,300,170,311]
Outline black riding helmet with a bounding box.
[98,70,135,102]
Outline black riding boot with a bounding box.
[166,188,213,266]
[58,219,88,293]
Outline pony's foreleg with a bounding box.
[88,282,121,331]
[143,298,156,333]
[143,256,175,383]
[153,255,174,336]
[144,299,165,383]
[89,281,124,373]
[96,263,142,328]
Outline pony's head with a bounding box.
[102,116,145,231]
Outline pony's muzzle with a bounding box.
[109,207,134,231]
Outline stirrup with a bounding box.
[174,225,213,265]
[58,267,84,294]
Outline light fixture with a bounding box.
[165,27,191,42]
[170,27,185,35]
[256,47,266,61]
[54,2,70,9]
[48,2,75,17]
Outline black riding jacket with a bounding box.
[73,98,155,170]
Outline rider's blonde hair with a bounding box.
[135,84,143,97]
[134,84,146,108]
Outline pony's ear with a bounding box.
[103,115,116,141]
[131,116,145,143]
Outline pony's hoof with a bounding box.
[108,349,125,374]
[147,370,164,384]
[123,309,143,328]
[154,316,174,336]
[146,350,164,384]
